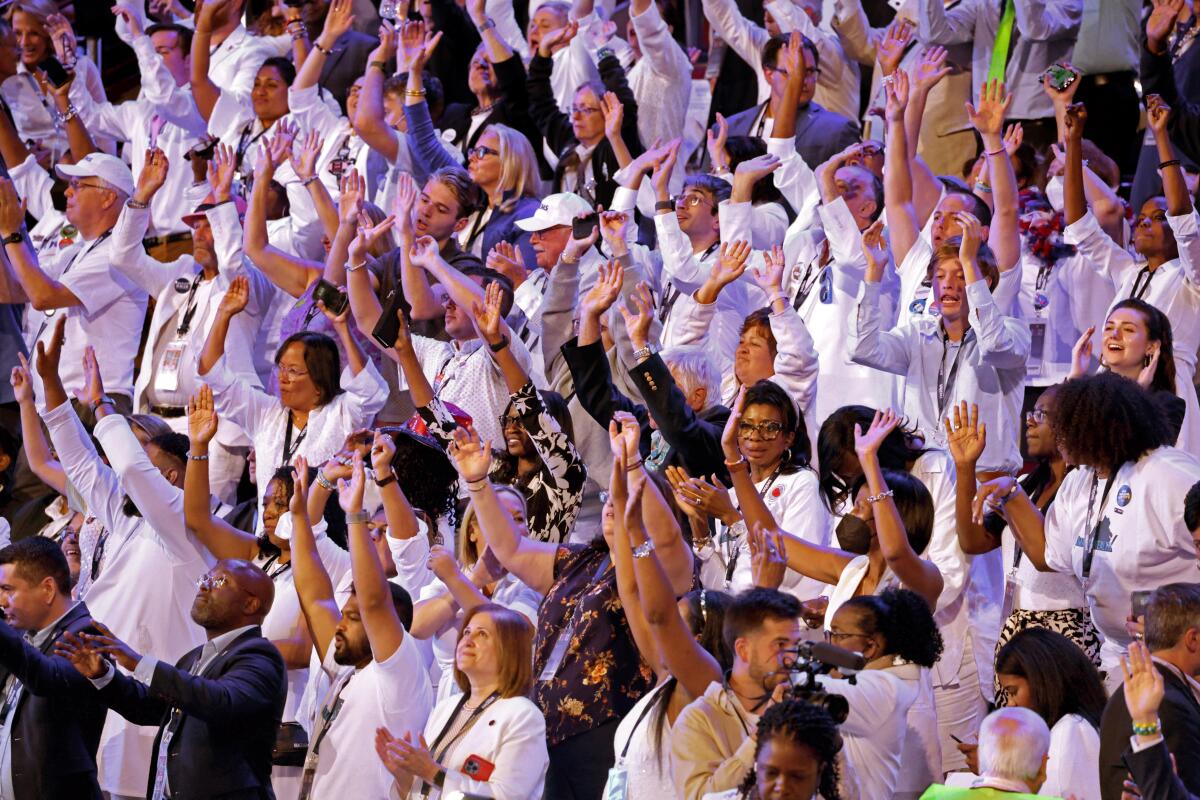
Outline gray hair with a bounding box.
[978,707,1050,785]
[1145,583,1200,652]
[663,348,720,412]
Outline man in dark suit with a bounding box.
[57,559,286,800]
[1099,583,1200,800]
[721,34,859,170]
[0,537,106,799]
[288,0,379,109]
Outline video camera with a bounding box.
[777,641,866,725]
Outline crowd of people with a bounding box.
[0,0,1198,798]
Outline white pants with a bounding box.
[163,415,246,506]
[934,630,987,774]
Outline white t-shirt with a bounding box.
[612,683,677,800]
[311,633,433,797]
[1042,713,1101,800]
[1045,447,1200,673]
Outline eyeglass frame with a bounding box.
[498,412,524,431]
[275,363,310,380]
[763,64,821,81]
[737,420,786,441]
[569,104,603,117]
[467,145,500,161]
[1024,408,1049,426]
[673,192,716,211]
[66,177,116,194]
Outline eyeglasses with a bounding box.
[67,178,113,193]
[498,413,523,431]
[673,193,715,210]
[1025,408,1049,426]
[824,630,867,643]
[467,145,499,161]
[197,573,230,591]
[276,363,310,380]
[570,105,603,117]
[738,420,785,441]
[764,65,821,80]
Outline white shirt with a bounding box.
[208,26,279,101]
[998,491,1088,612]
[611,683,677,800]
[627,2,694,153]
[1044,448,1200,674]
[312,634,432,797]
[287,83,369,202]
[43,404,209,796]
[26,228,149,401]
[1042,713,1102,800]
[402,694,548,799]
[0,58,107,161]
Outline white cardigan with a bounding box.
[398,695,549,800]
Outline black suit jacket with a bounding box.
[722,101,860,172]
[562,337,731,483]
[98,627,286,800]
[1099,662,1200,800]
[317,30,379,113]
[439,55,545,173]
[527,51,644,211]
[1124,738,1200,800]
[0,603,106,799]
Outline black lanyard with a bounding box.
[1130,266,1155,300]
[176,275,205,337]
[281,411,308,468]
[660,242,719,324]
[618,683,667,759]
[235,121,271,174]
[724,466,783,585]
[421,692,500,796]
[1081,468,1120,579]
[91,528,110,581]
[260,551,293,580]
[936,328,972,417]
[791,242,830,311]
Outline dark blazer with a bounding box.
[428,0,482,107]
[98,627,286,800]
[438,54,544,168]
[1099,661,1200,800]
[317,30,379,113]
[528,51,644,211]
[562,337,731,483]
[723,100,860,171]
[1124,738,1200,800]
[0,603,106,799]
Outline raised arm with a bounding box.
[188,0,226,121]
[904,45,953,221]
[881,69,920,269]
[974,476,1049,570]
[11,356,65,494]
[241,142,322,297]
[942,402,999,555]
[369,431,420,542]
[183,386,259,560]
[1062,102,1088,226]
[1148,94,1193,217]
[288,458,342,663]
[353,22,401,164]
[293,0,355,92]
[0,179,79,310]
[197,274,248,377]
[967,80,1020,271]
[447,426,558,595]
[855,411,943,607]
[472,281,530,393]
[48,73,97,162]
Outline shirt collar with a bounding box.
[205,624,258,656]
[971,776,1036,793]
[29,601,79,648]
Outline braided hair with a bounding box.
[737,700,843,799]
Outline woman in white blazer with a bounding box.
[376,603,549,799]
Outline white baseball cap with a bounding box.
[56,153,135,197]
[515,192,593,232]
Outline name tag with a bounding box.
[154,339,188,394]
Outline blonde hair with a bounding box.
[7,0,56,23]
[456,483,527,567]
[452,603,535,698]
[485,124,541,214]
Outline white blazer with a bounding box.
[400,695,549,800]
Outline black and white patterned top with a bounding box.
[419,381,587,543]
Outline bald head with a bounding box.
[224,559,275,620]
[190,559,275,634]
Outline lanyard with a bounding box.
[175,275,205,337]
[720,674,755,733]
[1130,266,1155,300]
[235,121,271,174]
[724,466,783,585]
[660,242,719,324]
[1081,468,1120,579]
[791,242,830,311]
[420,692,501,797]
[260,551,293,580]
[281,411,309,468]
[91,528,111,581]
[45,232,113,321]
[936,328,972,417]
[618,683,667,759]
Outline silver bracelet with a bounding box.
[316,472,336,491]
[187,452,209,461]
[345,510,370,524]
[866,489,894,504]
[632,540,656,559]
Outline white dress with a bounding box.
[610,683,678,800]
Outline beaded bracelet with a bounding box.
[1159,159,1181,170]
[187,452,209,461]
[866,489,894,503]
[1132,718,1161,737]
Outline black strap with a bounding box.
[936,328,973,418]
[1081,468,1120,579]
[619,684,666,759]
[1130,266,1155,300]
[175,275,205,337]
[791,241,830,311]
[425,691,500,770]
[281,411,308,468]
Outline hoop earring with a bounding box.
[782,448,792,463]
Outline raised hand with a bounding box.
[54,630,108,679]
[673,470,738,522]
[913,45,951,92]
[1069,325,1096,379]
[651,139,681,196]
[397,20,442,73]
[486,241,527,288]
[707,112,729,172]
[318,0,356,47]
[34,316,67,383]
[264,119,298,170]
[1121,639,1165,727]
[883,67,910,124]
[406,233,440,269]
[965,79,1012,138]
[563,212,600,262]
[749,522,788,590]
[76,346,105,409]
[208,142,238,202]
[956,211,982,268]
[1137,344,1162,389]
[972,475,1019,525]
[1146,0,1185,55]
[348,213,397,265]
[188,384,220,446]
[196,0,235,32]
[315,287,351,328]
[754,245,787,295]
[134,148,170,204]
[610,410,641,466]
[876,18,914,76]
[448,425,493,483]
[368,20,398,64]
[337,450,366,514]
[853,408,901,460]
[291,129,325,181]
[45,13,77,67]
[1146,94,1172,139]
[471,280,507,347]
[338,169,365,227]
[217,275,250,318]
[537,20,578,57]
[597,210,630,248]
[721,384,747,462]
[861,219,889,282]
[10,354,32,406]
[732,153,781,201]
[617,281,656,350]
[580,259,623,320]
[392,172,418,243]
[1040,62,1080,106]
[0,178,27,238]
[370,429,397,477]
[1002,122,1024,156]
[290,456,311,515]
[943,401,985,467]
[1064,102,1087,143]
[428,544,459,582]
[600,91,624,141]
[711,240,752,288]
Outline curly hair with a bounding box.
[737,700,842,800]
[376,427,459,527]
[995,627,1106,729]
[743,379,811,471]
[840,587,944,668]
[1051,372,1171,472]
[817,406,928,512]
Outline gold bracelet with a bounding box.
[404,89,427,98]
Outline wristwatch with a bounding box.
[489,334,510,352]
[596,46,615,62]
[374,469,397,487]
[632,344,658,361]
[654,199,675,212]
[90,394,115,413]
[1,231,23,246]
[477,16,496,31]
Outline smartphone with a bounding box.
[1131,590,1153,621]
[1042,64,1076,93]
[371,308,403,349]
[572,212,598,240]
[185,136,217,162]
[38,57,70,89]
[312,279,348,316]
